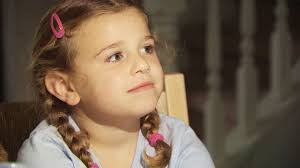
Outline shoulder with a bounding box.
[158,112,191,142]
[158,112,215,168]
[158,112,200,148]
[17,120,85,168]
[18,120,64,151]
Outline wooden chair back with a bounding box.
[157,73,189,125]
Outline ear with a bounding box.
[45,71,80,106]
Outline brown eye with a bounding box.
[141,45,154,55]
[106,52,123,63]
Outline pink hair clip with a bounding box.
[90,163,99,168]
[50,12,65,38]
[149,133,164,147]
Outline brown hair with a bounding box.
[0,143,8,162]
[30,0,171,167]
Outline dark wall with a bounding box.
[1,0,54,102]
[0,2,3,102]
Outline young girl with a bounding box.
[17,0,215,168]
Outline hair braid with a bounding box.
[44,96,94,167]
[140,111,172,168]
[0,143,8,162]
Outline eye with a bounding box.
[106,52,124,63]
[141,45,155,55]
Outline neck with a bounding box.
[71,110,140,150]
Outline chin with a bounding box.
[131,100,157,117]
[126,92,160,116]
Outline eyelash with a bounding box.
[105,52,123,63]
[141,44,155,55]
[105,44,155,63]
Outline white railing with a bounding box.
[144,0,298,167]
[236,0,258,136]
[204,0,225,165]
[205,0,299,167]
[270,0,293,102]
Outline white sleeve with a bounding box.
[17,132,79,168]
[177,127,215,168]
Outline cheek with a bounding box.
[78,75,126,111]
[74,71,121,100]
[149,54,163,73]
[150,59,164,94]
[92,74,125,94]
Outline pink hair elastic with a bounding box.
[149,133,164,147]
[90,163,99,168]
[50,12,65,38]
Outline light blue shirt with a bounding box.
[17,113,215,168]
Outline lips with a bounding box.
[127,81,154,93]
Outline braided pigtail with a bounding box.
[0,143,8,162]
[140,111,172,168]
[43,96,94,167]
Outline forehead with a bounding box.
[71,8,150,55]
[79,7,148,32]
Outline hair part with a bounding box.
[31,0,171,167]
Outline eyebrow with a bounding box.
[95,41,124,57]
[95,35,155,57]
[144,35,155,41]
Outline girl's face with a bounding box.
[70,8,164,122]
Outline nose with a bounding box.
[131,55,151,75]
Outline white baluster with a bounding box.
[271,0,292,101]
[205,0,225,165]
[237,0,258,135]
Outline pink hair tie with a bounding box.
[90,163,99,168]
[149,133,164,147]
[50,12,65,38]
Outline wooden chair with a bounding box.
[157,73,189,125]
[0,73,189,161]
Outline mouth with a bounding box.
[127,81,154,93]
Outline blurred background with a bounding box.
[1,0,300,167]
